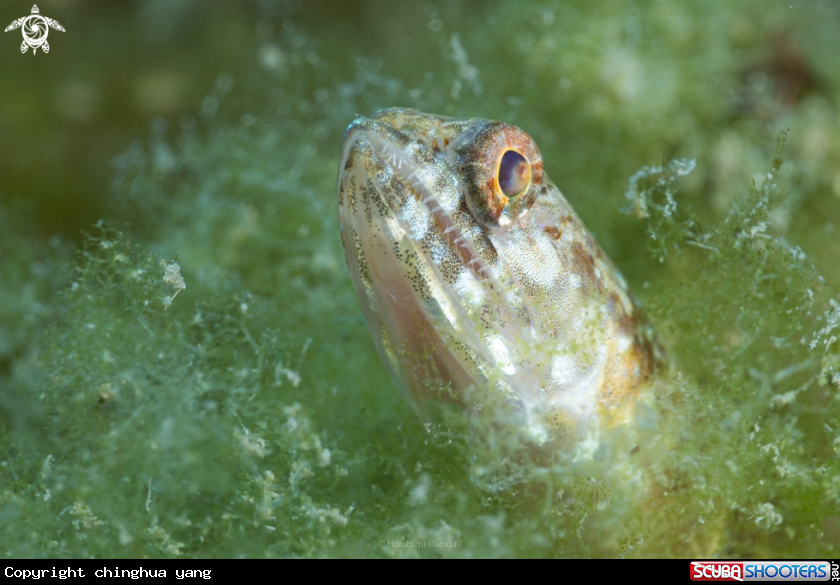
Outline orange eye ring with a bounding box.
[458,122,543,227]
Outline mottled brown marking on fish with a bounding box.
[543,225,562,240]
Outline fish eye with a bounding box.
[459,121,543,227]
[497,150,532,199]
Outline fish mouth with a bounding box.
[338,122,523,409]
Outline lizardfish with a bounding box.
[338,108,659,446]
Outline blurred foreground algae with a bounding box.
[2,0,840,558]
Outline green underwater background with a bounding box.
[2,0,840,558]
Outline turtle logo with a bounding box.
[5,5,65,55]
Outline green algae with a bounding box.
[2,0,840,558]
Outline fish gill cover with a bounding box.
[1,0,840,558]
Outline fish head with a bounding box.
[338,108,657,445]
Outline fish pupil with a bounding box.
[498,150,531,198]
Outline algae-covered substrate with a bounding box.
[1,0,840,557]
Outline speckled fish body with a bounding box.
[338,108,657,445]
